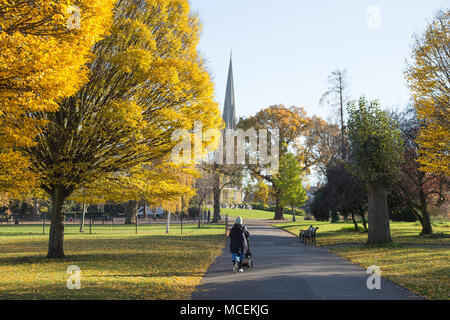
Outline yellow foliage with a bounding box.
[0,0,115,197]
[70,161,198,211]
[29,0,221,213]
[254,180,270,206]
[406,10,450,176]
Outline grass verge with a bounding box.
[330,245,449,300]
[274,218,449,300]
[274,219,450,246]
[0,226,225,299]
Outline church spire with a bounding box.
[223,53,236,129]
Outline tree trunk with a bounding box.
[360,209,368,231]
[351,211,359,231]
[212,173,221,222]
[274,206,284,220]
[420,213,433,235]
[31,198,40,219]
[339,81,346,159]
[80,203,87,232]
[273,191,284,220]
[125,200,138,225]
[367,183,392,244]
[419,188,433,235]
[340,118,345,157]
[143,202,148,219]
[166,210,171,234]
[47,186,68,259]
[99,203,105,215]
[292,206,296,222]
[198,204,202,228]
[19,201,27,218]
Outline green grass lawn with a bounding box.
[221,208,294,220]
[331,245,449,300]
[274,219,450,246]
[0,225,226,299]
[274,218,450,299]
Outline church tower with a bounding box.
[220,54,242,205]
[222,54,236,129]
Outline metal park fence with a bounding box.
[0,214,228,236]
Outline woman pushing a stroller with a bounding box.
[229,216,251,273]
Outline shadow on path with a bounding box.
[191,221,422,300]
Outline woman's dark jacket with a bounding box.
[229,223,250,254]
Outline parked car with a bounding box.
[137,207,145,217]
[138,207,165,218]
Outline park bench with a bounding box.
[299,226,319,245]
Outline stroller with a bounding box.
[240,236,254,269]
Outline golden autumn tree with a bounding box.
[254,179,270,206]
[406,9,450,176]
[70,161,198,228]
[300,115,343,178]
[238,105,309,220]
[24,0,221,258]
[0,0,115,202]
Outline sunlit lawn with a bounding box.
[274,219,450,246]
[275,218,449,300]
[0,226,226,300]
[331,245,449,300]
[221,208,293,220]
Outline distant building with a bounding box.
[220,54,242,206]
[223,53,236,130]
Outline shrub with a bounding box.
[188,207,200,218]
[247,203,273,212]
[390,208,417,222]
[284,207,305,216]
[331,211,339,223]
[310,187,331,221]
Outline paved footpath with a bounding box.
[191,221,421,300]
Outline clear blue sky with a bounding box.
[189,0,448,121]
